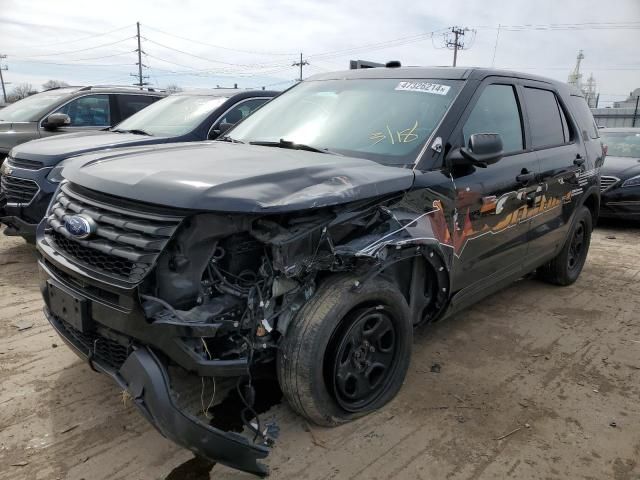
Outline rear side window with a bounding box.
[463,84,523,153]
[117,95,160,121]
[569,96,599,140]
[523,87,566,148]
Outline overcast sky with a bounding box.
[0,0,638,105]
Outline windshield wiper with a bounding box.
[249,139,341,155]
[112,128,152,136]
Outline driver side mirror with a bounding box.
[43,113,71,130]
[209,121,235,140]
[448,133,504,169]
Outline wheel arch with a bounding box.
[356,241,451,326]
[578,185,600,224]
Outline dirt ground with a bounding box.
[1,221,639,480]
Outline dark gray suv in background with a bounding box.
[0,85,165,163]
[0,89,275,241]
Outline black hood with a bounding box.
[62,142,415,213]
[601,155,640,179]
[9,130,169,167]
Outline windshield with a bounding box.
[601,131,640,158]
[114,95,228,137]
[0,90,73,122]
[228,78,463,165]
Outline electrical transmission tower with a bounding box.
[130,22,149,88]
[0,55,8,103]
[292,53,309,82]
[445,26,470,67]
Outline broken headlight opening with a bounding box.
[134,212,332,467]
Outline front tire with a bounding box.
[277,274,412,427]
[537,206,592,286]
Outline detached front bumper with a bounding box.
[45,307,271,476]
[0,213,38,238]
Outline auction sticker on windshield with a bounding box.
[395,81,450,95]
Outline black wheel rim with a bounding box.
[568,221,586,271]
[329,306,399,412]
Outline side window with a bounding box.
[218,98,268,125]
[463,84,523,153]
[117,95,160,121]
[54,94,111,127]
[523,87,565,148]
[569,96,599,140]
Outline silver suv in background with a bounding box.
[0,86,166,163]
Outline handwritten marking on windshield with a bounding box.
[370,121,419,145]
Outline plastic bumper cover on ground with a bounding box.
[0,214,37,237]
[45,308,271,477]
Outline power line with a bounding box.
[143,37,287,69]
[8,24,134,50]
[143,53,288,77]
[11,51,135,64]
[143,24,296,56]
[473,21,640,31]
[12,60,134,67]
[6,36,135,58]
[308,28,450,60]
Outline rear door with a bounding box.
[448,80,539,293]
[520,84,583,262]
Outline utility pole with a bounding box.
[0,55,8,103]
[445,26,468,67]
[130,22,149,89]
[292,53,309,82]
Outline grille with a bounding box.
[600,176,620,192]
[51,231,145,280]
[1,174,39,204]
[7,156,44,170]
[45,182,183,284]
[56,316,131,371]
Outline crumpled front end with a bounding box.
[37,180,452,475]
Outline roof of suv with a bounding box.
[43,85,166,95]
[172,89,277,97]
[307,66,581,95]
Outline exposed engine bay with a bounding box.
[132,194,451,463]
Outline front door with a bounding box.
[39,94,113,138]
[447,81,539,294]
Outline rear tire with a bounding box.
[277,274,412,427]
[537,206,592,286]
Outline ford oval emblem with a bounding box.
[64,215,96,240]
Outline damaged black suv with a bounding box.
[36,67,602,476]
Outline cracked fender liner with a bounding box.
[119,348,270,477]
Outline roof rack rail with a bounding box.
[43,85,84,92]
[77,85,166,93]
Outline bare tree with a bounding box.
[42,80,69,90]
[165,83,183,93]
[8,83,36,102]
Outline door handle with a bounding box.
[574,154,585,166]
[516,169,536,185]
